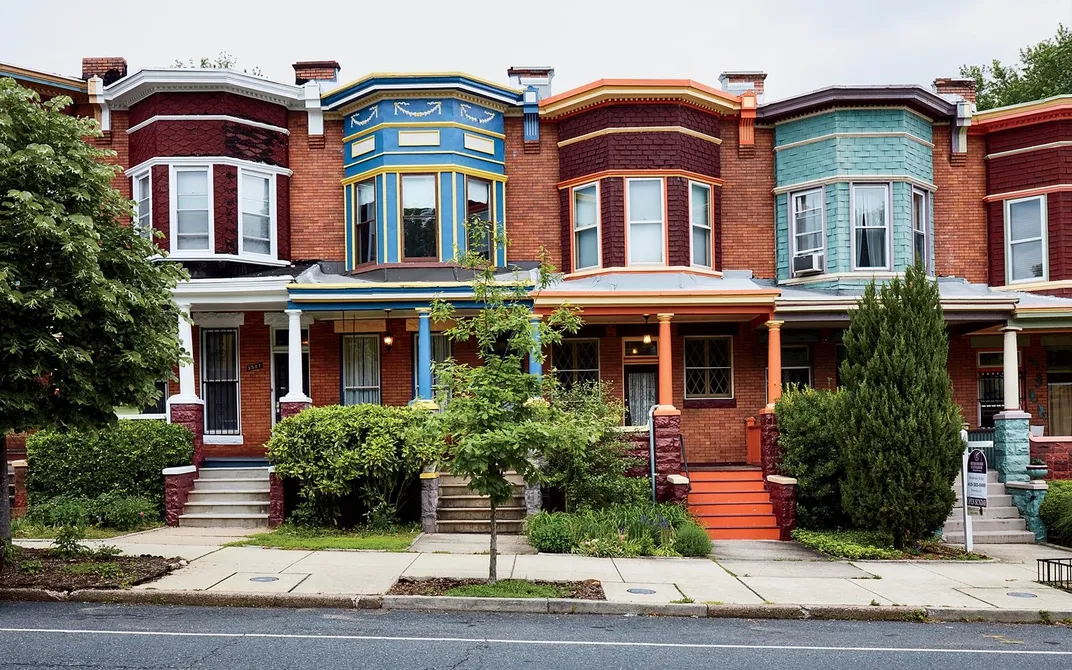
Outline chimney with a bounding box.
[293,60,341,86]
[81,57,127,86]
[507,66,555,99]
[933,77,977,104]
[718,71,767,104]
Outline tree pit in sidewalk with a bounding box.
[0,547,178,590]
[388,577,605,600]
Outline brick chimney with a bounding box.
[81,57,127,86]
[933,77,977,104]
[293,60,341,86]
[719,71,767,103]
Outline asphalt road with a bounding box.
[1,602,1071,669]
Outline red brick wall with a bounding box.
[505,118,561,266]
[948,335,979,428]
[987,147,1072,194]
[288,113,345,261]
[933,128,987,282]
[1024,336,1049,428]
[129,120,288,167]
[720,125,775,278]
[309,320,340,407]
[214,165,239,255]
[986,119,1072,155]
[91,110,131,200]
[129,92,289,128]
[381,319,414,407]
[276,174,291,261]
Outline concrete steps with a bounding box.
[435,472,526,534]
[941,471,1035,544]
[178,465,271,529]
[687,469,782,540]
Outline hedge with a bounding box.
[27,420,193,511]
[1040,480,1072,546]
[775,386,849,529]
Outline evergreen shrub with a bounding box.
[775,386,849,529]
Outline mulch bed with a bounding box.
[0,548,178,591]
[388,577,605,600]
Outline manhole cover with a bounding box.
[250,576,280,583]
[1007,592,1038,598]
[626,588,657,595]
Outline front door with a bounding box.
[625,365,658,426]
[272,350,310,424]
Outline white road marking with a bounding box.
[0,627,1069,655]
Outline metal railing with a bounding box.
[679,434,692,494]
[1037,558,1072,590]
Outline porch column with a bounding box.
[168,300,204,467]
[528,316,542,380]
[766,320,784,408]
[657,313,673,409]
[279,309,312,409]
[994,325,1030,483]
[1003,325,1021,411]
[416,308,433,402]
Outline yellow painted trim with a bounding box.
[973,94,1072,122]
[994,279,1072,293]
[381,175,388,264]
[557,125,723,148]
[342,164,507,187]
[438,173,446,260]
[452,171,460,261]
[343,121,505,143]
[396,174,403,262]
[344,150,506,171]
[348,184,355,270]
[501,181,508,267]
[322,71,523,98]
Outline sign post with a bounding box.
[961,436,988,553]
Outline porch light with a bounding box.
[382,309,393,350]
[642,314,652,345]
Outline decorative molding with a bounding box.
[191,312,246,328]
[125,155,293,178]
[463,132,496,155]
[394,100,443,118]
[263,312,314,329]
[557,125,723,148]
[397,129,441,146]
[772,174,935,195]
[774,131,933,152]
[986,141,1072,161]
[344,121,504,143]
[459,103,496,124]
[344,150,505,171]
[768,105,938,127]
[349,106,379,128]
[983,184,1072,203]
[557,169,723,190]
[351,136,375,158]
[126,114,289,135]
[104,68,304,110]
[341,163,506,186]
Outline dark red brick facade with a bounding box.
[213,164,239,254]
[129,92,289,128]
[129,119,288,167]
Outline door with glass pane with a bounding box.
[625,365,658,426]
[343,335,381,405]
[201,328,240,435]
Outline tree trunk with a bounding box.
[489,499,498,585]
[0,433,10,543]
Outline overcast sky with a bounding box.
[5,0,1071,100]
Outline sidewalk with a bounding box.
[18,529,1072,611]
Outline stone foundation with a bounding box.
[420,471,440,534]
[1007,480,1048,542]
[268,468,285,528]
[767,475,798,541]
[279,401,312,420]
[169,402,205,468]
[624,412,687,503]
[759,410,781,479]
[1030,437,1072,480]
[163,465,197,526]
[994,411,1031,483]
[11,460,27,519]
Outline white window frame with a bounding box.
[237,167,277,259]
[789,186,825,260]
[200,327,242,442]
[912,188,929,274]
[689,181,713,269]
[626,177,665,267]
[850,182,892,271]
[683,335,734,400]
[169,165,214,255]
[1004,194,1048,285]
[132,169,152,239]
[572,181,601,271]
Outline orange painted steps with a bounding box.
[685,468,781,541]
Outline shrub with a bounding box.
[27,494,158,530]
[267,404,441,526]
[791,529,903,560]
[29,496,93,528]
[27,420,193,511]
[1040,480,1072,546]
[674,523,713,557]
[527,512,573,554]
[776,386,849,529]
[525,503,693,557]
[96,493,157,531]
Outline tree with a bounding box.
[0,79,186,542]
[431,217,582,583]
[839,265,964,548]
[961,24,1072,110]
[173,51,263,77]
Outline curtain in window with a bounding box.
[627,371,657,426]
[853,185,887,268]
[343,335,381,405]
[1049,384,1072,436]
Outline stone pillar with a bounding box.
[653,411,684,502]
[11,460,27,519]
[759,410,782,479]
[528,316,543,380]
[1002,326,1021,412]
[169,301,205,467]
[657,314,673,409]
[268,467,285,529]
[420,470,440,534]
[415,308,434,402]
[994,325,1030,483]
[767,475,798,541]
[766,320,784,408]
[170,403,205,468]
[279,308,312,411]
[163,465,197,526]
[1007,480,1047,542]
[524,478,543,516]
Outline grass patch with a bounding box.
[11,518,160,540]
[444,579,570,599]
[792,529,989,561]
[227,523,420,552]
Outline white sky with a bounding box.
[5,0,1072,100]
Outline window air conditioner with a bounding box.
[792,253,824,276]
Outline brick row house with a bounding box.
[5,56,1072,537]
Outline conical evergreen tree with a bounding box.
[839,265,964,548]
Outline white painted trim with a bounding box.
[162,465,197,476]
[985,140,1072,161]
[788,186,826,276]
[772,174,935,195]
[571,181,601,272]
[775,131,934,152]
[324,81,520,112]
[911,187,929,274]
[203,434,244,445]
[236,167,278,261]
[126,156,293,178]
[993,279,1072,292]
[625,177,666,267]
[270,321,312,425]
[463,132,496,155]
[351,136,376,158]
[105,69,304,110]
[192,312,246,328]
[131,167,153,239]
[849,182,893,272]
[398,129,441,146]
[778,270,902,287]
[169,164,214,254]
[771,105,936,126]
[1004,194,1049,285]
[166,252,291,267]
[127,114,290,136]
[688,181,713,269]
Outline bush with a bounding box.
[1040,480,1072,546]
[27,494,158,530]
[97,493,157,531]
[527,512,573,554]
[27,420,193,511]
[776,386,849,529]
[673,523,712,557]
[791,529,904,560]
[526,503,693,557]
[268,404,441,526]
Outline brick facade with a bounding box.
[720,124,775,277]
[505,117,561,266]
[129,119,288,167]
[933,129,988,282]
[129,92,289,128]
[287,113,345,261]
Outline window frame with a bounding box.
[237,167,277,259]
[465,175,493,262]
[1004,194,1048,285]
[689,181,713,269]
[571,181,601,272]
[132,169,152,239]
[400,173,440,261]
[683,335,734,400]
[850,182,892,271]
[625,177,666,267]
[169,165,214,255]
[780,344,813,389]
[912,188,929,273]
[552,338,601,389]
[341,334,382,406]
[200,327,241,439]
[789,186,825,263]
[354,178,378,266]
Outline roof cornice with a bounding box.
[757,86,957,123]
[0,61,86,93]
[321,73,523,112]
[104,69,305,110]
[539,79,742,120]
[971,95,1072,134]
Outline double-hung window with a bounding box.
[782,345,812,388]
[355,180,377,265]
[912,189,928,272]
[572,183,599,271]
[201,328,240,435]
[690,182,712,268]
[552,339,600,390]
[791,188,823,263]
[133,172,152,239]
[1005,195,1047,283]
[342,334,381,405]
[174,168,211,251]
[684,336,733,399]
[240,171,273,257]
[401,174,437,260]
[852,183,889,270]
[466,177,492,261]
[627,178,664,265]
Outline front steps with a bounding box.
[436,472,526,534]
[178,464,270,529]
[941,471,1036,544]
[687,469,781,540]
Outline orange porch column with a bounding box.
[766,320,784,408]
[657,313,674,410]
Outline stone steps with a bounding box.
[434,472,527,534]
[943,471,1035,544]
[178,465,271,529]
[941,529,1038,544]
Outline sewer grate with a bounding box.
[626,588,657,595]
[250,576,280,583]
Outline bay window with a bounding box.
[355,180,377,265]
[690,182,712,268]
[1005,195,1047,283]
[402,174,437,260]
[466,177,492,261]
[572,183,599,271]
[133,171,151,239]
[912,188,928,272]
[627,178,664,265]
[240,171,273,256]
[852,183,889,270]
[174,167,211,251]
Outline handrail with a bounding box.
[679,434,691,493]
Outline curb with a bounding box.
[2,588,1071,623]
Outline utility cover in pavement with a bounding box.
[1007,592,1038,598]
[626,588,657,595]
[250,576,280,583]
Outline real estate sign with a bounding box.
[966,449,988,508]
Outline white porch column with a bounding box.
[1003,325,1021,411]
[280,308,311,403]
[171,301,199,403]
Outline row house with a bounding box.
[5,56,1072,537]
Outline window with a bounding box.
[355,180,377,265]
[573,183,599,271]
[552,339,599,389]
[852,183,888,269]
[240,171,272,256]
[1047,346,1072,436]
[684,336,733,399]
[413,333,451,394]
[174,168,211,251]
[201,328,240,435]
[792,188,823,260]
[401,174,437,259]
[133,172,151,239]
[627,178,664,265]
[912,189,928,271]
[690,182,712,268]
[342,334,381,405]
[781,345,812,388]
[466,177,492,261]
[1005,195,1047,283]
[978,349,1025,427]
[140,380,169,416]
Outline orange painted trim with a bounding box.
[537,289,780,298]
[765,321,783,407]
[983,183,1072,203]
[970,97,1072,134]
[564,265,723,280]
[558,170,724,191]
[657,314,673,407]
[532,305,774,318]
[540,78,741,108]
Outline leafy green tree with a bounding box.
[961,24,1072,110]
[173,51,263,77]
[839,265,964,548]
[0,79,186,541]
[431,217,582,583]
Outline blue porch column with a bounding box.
[416,308,433,402]
[529,316,542,380]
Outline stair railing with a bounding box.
[679,434,692,494]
